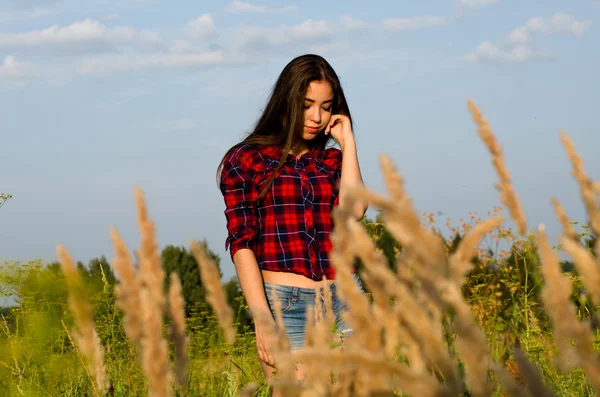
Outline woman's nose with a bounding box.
[308,108,320,122]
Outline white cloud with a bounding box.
[383,16,451,31]
[457,0,499,9]
[233,16,368,57]
[226,1,298,13]
[185,14,217,39]
[235,19,333,50]
[0,19,162,53]
[171,40,203,53]
[466,12,591,64]
[464,41,555,63]
[0,56,41,79]
[506,12,592,44]
[76,50,231,75]
[341,16,368,31]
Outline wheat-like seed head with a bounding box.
[168,272,189,387]
[189,239,236,344]
[109,227,144,350]
[449,216,504,285]
[537,225,600,393]
[467,99,528,236]
[550,197,578,242]
[135,187,166,313]
[57,245,108,396]
[559,132,600,237]
[559,237,600,305]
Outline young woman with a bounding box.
[217,54,367,384]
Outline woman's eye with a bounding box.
[323,107,332,112]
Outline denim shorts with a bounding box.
[264,272,364,351]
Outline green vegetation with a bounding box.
[0,208,598,396]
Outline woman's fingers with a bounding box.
[257,339,275,366]
[326,115,342,134]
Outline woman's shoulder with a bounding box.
[316,146,343,168]
[222,143,283,174]
[321,146,342,158]
[223,143,260,168]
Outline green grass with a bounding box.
[1,220,599,396]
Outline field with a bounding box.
[1,99,600,396]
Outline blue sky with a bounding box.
[1,0,599,281]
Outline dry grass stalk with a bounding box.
[559,132,600,237]
[140,287,173,397]
[550,197,578,242]
[537,225,600,393]
[189,239,236,344]
[329,203,376,344]
[135,187,166,313]
[56,245,108,396]
[108,188,182,397]
[438,279,526,397]
[449,216,504,284]
[300,280,340,393]
[512,339,556,397]
[350,185,447,277]
[131,188,173,397]
[379,154,409,203]
[168,272,189,386]
[342,193,462,395]
[559,237,600,305]
[299,305,330,397]
[265,287,297,390]
[466,99,527,236]
[109,227,144,350]
[239,383,259,397]
[286,348,445,397]
[489,362,529,397]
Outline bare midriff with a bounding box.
[261,269,335,288]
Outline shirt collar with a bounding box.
[260,144,324,161]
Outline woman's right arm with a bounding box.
[232,248,270,316]
[220,146,276,366]
[233,248,276,366]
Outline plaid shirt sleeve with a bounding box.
[327,148,343,207]
[219,145,259,260]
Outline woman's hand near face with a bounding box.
[324,114,354,151]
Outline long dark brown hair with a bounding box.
[216,54,353,201]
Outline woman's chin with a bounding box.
[302,131,321,141]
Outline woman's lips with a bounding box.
[305,126,320,133]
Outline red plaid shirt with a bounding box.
[220,143,343,281]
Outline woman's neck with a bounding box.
[289,140,310,158]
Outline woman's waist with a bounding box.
[261,269,336,288]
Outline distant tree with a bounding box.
[70,256,117,294]
[162,240,222,316]
[87,256,117,288]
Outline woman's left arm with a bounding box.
[325,115,368,221]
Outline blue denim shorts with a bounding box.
[264,272,364,351]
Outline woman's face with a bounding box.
[302,80,333,141]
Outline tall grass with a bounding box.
[1,99,599,396]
